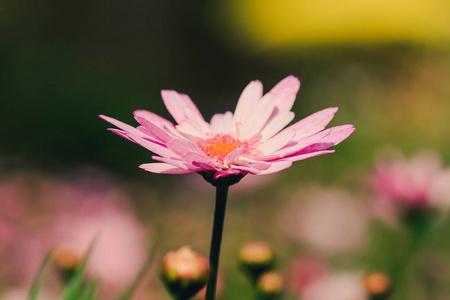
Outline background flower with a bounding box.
[280,188,369,255]
[1,287,57,300]
[285,255,330,297]
[0,173,56,285]
[302,273,367,300]
[0,171,151,297]
[47,176,149,294]
[370,150,446,208]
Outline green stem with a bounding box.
[205,184,229,300]
[395,221,429,300]
[251,281,259,300]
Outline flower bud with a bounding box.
[239,242,275,282]
[257,271,284,299]
[52,245,80,282]
[363,272,392,300]
[159,246,209,300]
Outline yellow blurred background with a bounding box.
[211,0,450,49]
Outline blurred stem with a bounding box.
[251,282,259,300]
[205,184,229,300]
[395,217,430,300]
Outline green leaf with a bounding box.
[115,237,158,300]
[28,250,54,300]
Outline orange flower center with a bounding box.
[197,134,249,164]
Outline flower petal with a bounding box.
[246,160,271,170]
[289,107,339,141]
[223,148,246,165]
[251,130,329,161]
[259,160,293,175]
[256,128,296,154]
[176,120,207,139]
[192,161,218,171]
[286,150,336,162]
[182,152,213,164]
[139,163,193,174]
[161,90,211,134]
[250,153,284,161]
[166,139,204,157]
[284,125,355,158]
[210,111,234,135]
[152,156,201,171]
[239,93,276,139]
[161,90,199,122]
[259,112,295,141]
[234,80,263,124]
[125,132,177,158]
[100,115,141,135]
[135,116,173,143]
[107,129,137,143]
[133,110,175,129]
[318,124,355,145]
[268,75,301,113]
[214,169,243,179]
[231,165,261,175]
[183,153,222,170]
[183,107,212,136]
[276,130,332,157]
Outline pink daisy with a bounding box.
[370,151,444,208]
[100,76,354,182]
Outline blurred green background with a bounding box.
[2,0,450,299]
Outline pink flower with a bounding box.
[0,174,57,285]
[48,178,149,294]
[302,272,367,300]
[371,151,447,208]
[0,171,151,293]
[100,76,354,180]
[286,255,330,296]
[2,286,57,300]
[280,189,369,254]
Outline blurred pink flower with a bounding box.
[0,171,150,294]
[429,170,450,209]
[100,76,354,179]
[286,255,330,296]
[2,286,57,300]
[48,178,149,294]
[371,151,449,209]
[302,273,367,300]
[0,181,27,223]
[0,174,56,285]
[280,189,369,254]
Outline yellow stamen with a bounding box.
[197,134,249,164]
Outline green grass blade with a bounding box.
[79,279,100,300]
[28,250,54,300]
[61,238,97,300]
[115,237,158,300]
